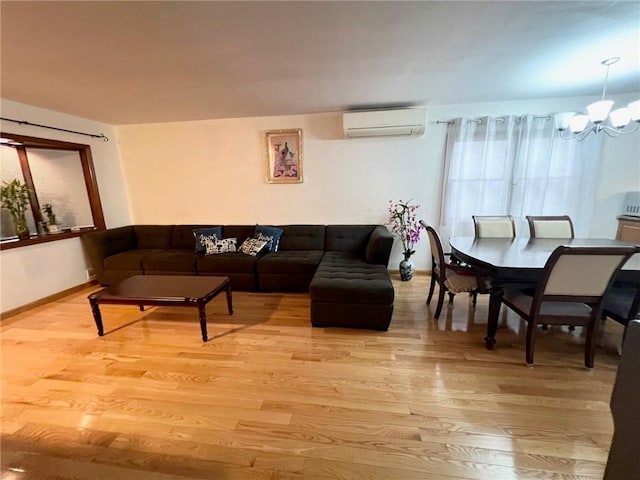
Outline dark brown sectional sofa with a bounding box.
[81,224,395,330]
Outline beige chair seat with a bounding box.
[444,269,479,293]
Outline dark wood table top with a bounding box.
[92,275,230,302]
[450,237,640,273]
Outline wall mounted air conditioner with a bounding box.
[342,108,426,139]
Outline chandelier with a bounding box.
[554,57,640,140]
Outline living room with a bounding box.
[1,1,640,478]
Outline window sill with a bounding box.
[0,227,99,251]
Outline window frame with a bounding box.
[0,132,106,250]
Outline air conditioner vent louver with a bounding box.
[342,108,426,139]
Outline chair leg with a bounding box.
[427,273,437,304]
[525,320,536,366]
[541,324,548,331]
[472,291,478,305]
[584,318,599,368]
[434,285,446,319]
[448,292,455,303]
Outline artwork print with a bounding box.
[265,129,303,183]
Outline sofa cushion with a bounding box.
[103,249,159,270]
[223,225,256,245]
[193,226,223,253]
[134,225,173,249]
[171,224,214,250]
[325,225,375,253]
[141,250,202,273]
[257,250,324,274]
[310,252,394,305]
[255,225,284,252]
[197,253,258,274]
[365,225,394,265]
[278,225,325,251]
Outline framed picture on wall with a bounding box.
[265,129,303,184]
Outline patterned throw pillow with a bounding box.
[193,226,223,253]
[239,238,269,256]
[204,237,237,255]
[254,225,284,252]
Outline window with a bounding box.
[0,132,106,249]
[440,115,602,238]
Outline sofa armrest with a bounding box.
[365,226,393,266]
[81,226,136,285]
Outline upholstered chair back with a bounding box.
[543,251,633,297]
[527,215,574,239]
[472,215,516,238]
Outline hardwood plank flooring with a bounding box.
[1,274,624,479]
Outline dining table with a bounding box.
[449,236,640,350]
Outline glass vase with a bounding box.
[12,213,30,240]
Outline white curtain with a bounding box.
[440,115,602,239]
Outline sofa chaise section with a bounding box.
[309,225,394,330]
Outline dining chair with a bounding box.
[500,245,639,367]
[472,215,516,238]
[421,221,489,319]
[602,281,640,349]
[526,215,575,238]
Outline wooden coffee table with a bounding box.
[88,275,233,341]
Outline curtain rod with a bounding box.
[0,117,109,142]
[436,114,553,125]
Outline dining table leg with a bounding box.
[485,280,504,349]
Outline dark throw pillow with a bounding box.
[255,225,284,253]
[193,226,223,253]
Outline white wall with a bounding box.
[0,100,132,313]
[2,93,638,313]
[117,93,640,272]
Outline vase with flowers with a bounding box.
[387,199,425,281]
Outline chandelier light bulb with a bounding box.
[569,114,590,133]
[554,112,575,131]
[586,100,614,123]
[609,108,631,128]
[628,100,640,122]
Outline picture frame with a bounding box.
[265,129,303,184]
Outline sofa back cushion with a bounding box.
[325,225,375,253]
[134,225,173,249]
[222,225,256,245]
[278,225,325,251]
[171,225,216,250]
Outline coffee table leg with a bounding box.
[89,296,104,336]
[198,304,208,342]
[226,284,234,315]
[485,281,503,350]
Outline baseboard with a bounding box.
[0,280,98,321]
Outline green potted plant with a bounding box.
[41,203,60,233]
[0,179,31,240]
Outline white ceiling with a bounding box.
[1,1,639,125]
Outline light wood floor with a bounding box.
[1,274,625,479]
